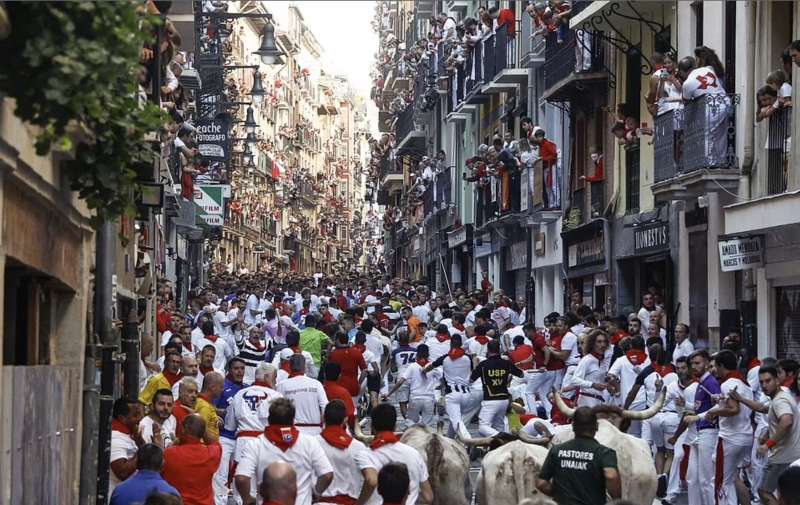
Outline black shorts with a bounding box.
[367,372,382,392]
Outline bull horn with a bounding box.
[552,389,575,418]
[456,430,494,447]
[516,428,551,446]
[622,388,666,420]
[352,417,374,444]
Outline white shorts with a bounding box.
[647,411,680,449]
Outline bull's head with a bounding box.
[352,417,407,444]
[456,425,552,450]
[552,388,666,429]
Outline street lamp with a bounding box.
[246,132,258,149]
[244,106,257,133]
[253,22,285,65]
[250,71,265,105]
[243,142,253,165]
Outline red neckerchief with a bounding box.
[280,361,291,374]
[520,413,538,425]
[722,370,745,383]
[781,377,794,388]
[163,369,182,386]
[111,419,131,435]
[249,338,265,351]
[183,341,193,352]
[416,358,429,368]
[448,348,466,360]
[288,370,304,378]
[353,344,366,353]
[626,350,648,366]
[264,424,299,452]
[199,364,215,375]
[591,352,604,362]
[370,431,399,450]
[205,334,218,343]
[653,363,674,377]
[748,358,761,370]
[610,330,628,345]
[320,425,353,450]
[474,335,489,345]
[453,323,465,331]
[290,346,302,353]
[436,332,450,343]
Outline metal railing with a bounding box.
[543,29,604,91]
[767,106,790,195]
[682,93,738,173]
[654,108,684,183]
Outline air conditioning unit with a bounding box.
[179,68,202,90]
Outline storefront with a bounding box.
[504,239,529,300]
[613,206,677,321]
[447,224,473,292]
[474,232,493,291]
[562,218,610,312]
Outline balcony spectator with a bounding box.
[478,6,493,36]
[493,137,520,214]
[682,47,726,100]
[788,40,800,67]
[646,52,683,118]
[757,86,780,123]
[766,69,793,109]
[437,12,457,42]
[530,127,560,210]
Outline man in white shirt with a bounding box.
[213,300,234,341]
[244,290,262,327]
[672,323,694,364]
[276,355,328,435]
[172,354,203,398]
[387,344,440,428]
[637,292,656,337]
[569,330,610,407]
[608,336,650,436]
[412,297,432,325]
[316,401,378,505]
[196,320,231,371]
[226,364,283,501]
[139,389,177,448]
[109,398,144,495]
[234,398,334,505]
[364,403,434,505]
[664,357,699,505]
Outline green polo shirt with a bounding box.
[299,326,330,367]
[539,436,618,505]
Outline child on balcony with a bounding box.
[766,69,793,109]
[756,86,779,123]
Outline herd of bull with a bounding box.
[353,389,667,505]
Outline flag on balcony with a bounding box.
[272,159,283,180]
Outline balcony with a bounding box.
[487,25,528,89]
[446,38,490,118]
[542,29,606,102]
[378,155,403,191]
[651,94,740,202]
[395,73,427,152]
[474,168,524,230]
[522,162,562,226]
[520,10,546,68]
[766,106,790,195]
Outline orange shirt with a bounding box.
[406,316,422,342]
[323,380,356,422]
[329,347,367,396]
[162,438,222,505]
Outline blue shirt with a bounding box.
[695,371,721,430]
[216,378,247,439]
[109,470,179,505]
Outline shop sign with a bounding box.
[193,184,227,228]
[568,236,604,268]
[505,241,528,271]
[718,236,764,272]
[447,225,471,249]
[634,222,670,255]
[474,234,492,258]
[195,114,231,161]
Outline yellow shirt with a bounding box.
[138,373,171,405]
[195,395,220,440]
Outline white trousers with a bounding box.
[232,436,260,503]
[407,396,435,428]
[717,439,752,505]
[525,370,555,416]
[576,391,604,408]
[666,431,689,503]
[445,390,474,438]
[478,399,509,437]
[213,436,236,505]
[688,429,718,505]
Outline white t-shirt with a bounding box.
[682,66,725,100]
[160,329,175,348]
[276,375,328,427]
[608,354,651,409]
[195,336,229,371]
[465,337,489,360]
[245,294,260,326]
[402,362,441,399]
[139,415,177,447]
[560,331,581,367]
[717,377,753,446]
[365,442,429,505]
[213,310,231,339]
[682,382,700,445]
[315,436,376,503]
[779,82,792,99]
[424,336,451,363]
[672,339,694,364]
[109,430,138,495]
[412,305,432,324]
[235,433,334,505]
[225,384,283,434]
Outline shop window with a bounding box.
[776,286,800,359]
[3,263,58,366]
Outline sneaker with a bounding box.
[657,474,668,498]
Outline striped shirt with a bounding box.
[238,339,268,384]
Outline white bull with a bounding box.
[550,390,665,505]
[354,422,471,505]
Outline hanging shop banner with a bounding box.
[195,114,231,161]
[634,221,670,255]
[718,236,764,272]
[505,240,528,271]
[194,184,227,227]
